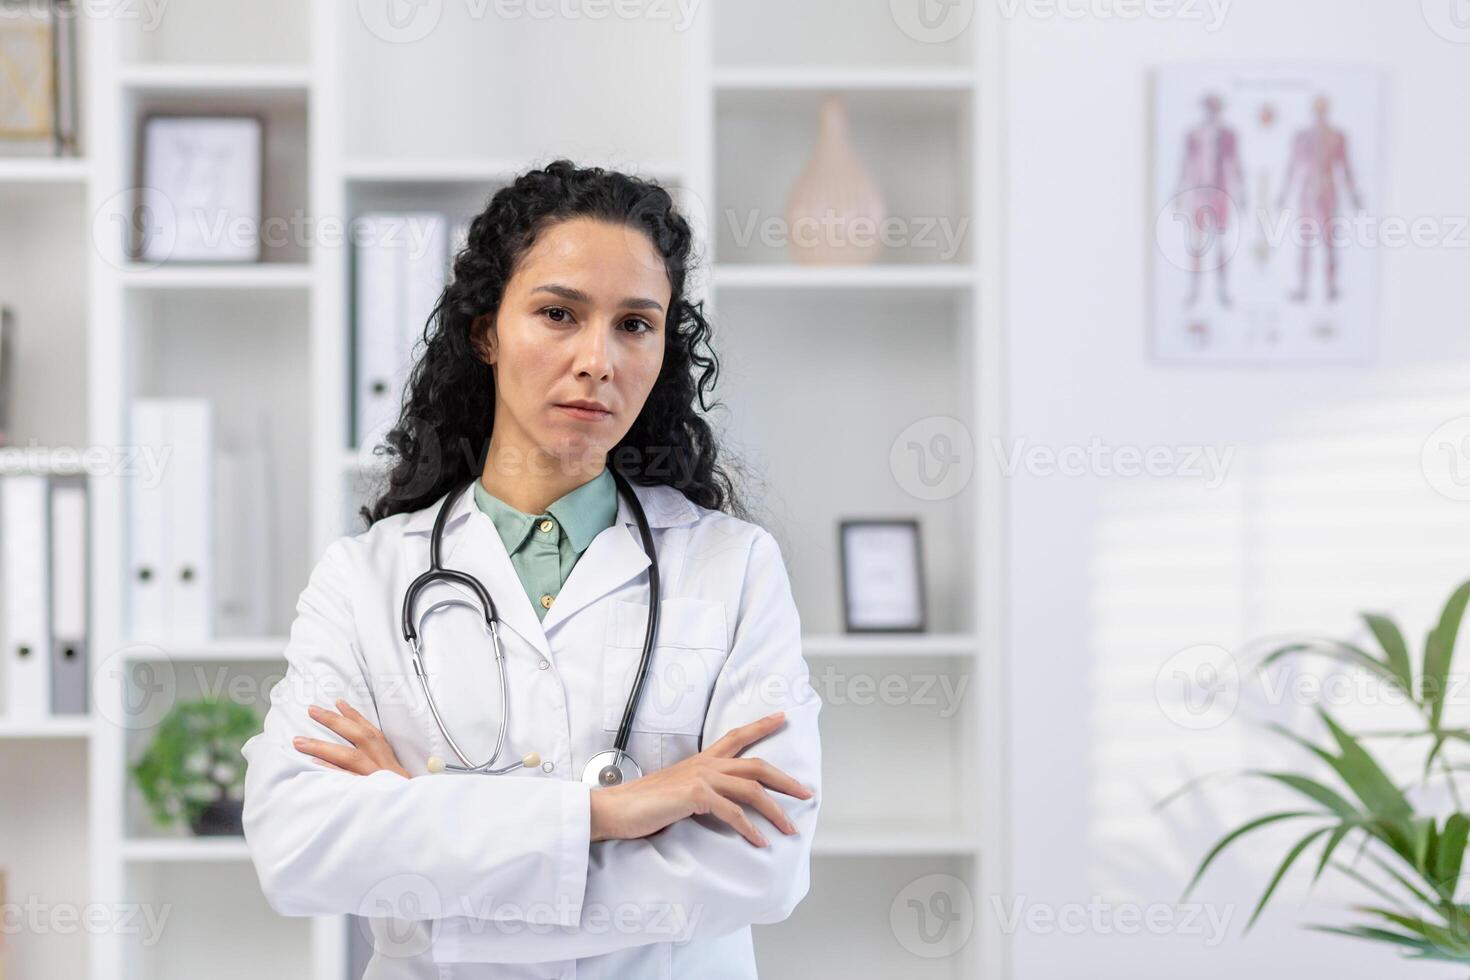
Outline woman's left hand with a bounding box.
[294,699,412,779]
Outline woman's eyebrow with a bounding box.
[530,282,664,313]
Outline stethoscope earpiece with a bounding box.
[407,469,660,787]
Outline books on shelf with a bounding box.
[352,212,449,450]
[0,472,89,721]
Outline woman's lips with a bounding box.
[555,404,611,421]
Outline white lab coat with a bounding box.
[241,477,823,979]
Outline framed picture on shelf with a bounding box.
[137,114,265,264]
[0,0,79,155]
[838,518,926,633]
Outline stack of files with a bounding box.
[130,399,214,644]
[0,473,89,721]
[353,211,449,451]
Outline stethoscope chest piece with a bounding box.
[582,748,643,788]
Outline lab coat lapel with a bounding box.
[538,507,652,635]
[405,482,553,661]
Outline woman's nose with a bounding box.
[574,323,613,380]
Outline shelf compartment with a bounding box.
[343,8,685,167]
[754,855,979,979]
[0,737,89,978]
[123,290,312,637]
[119,63,311,98]
[715,87,973,267]
[0,717,93,739]
[117,0,310,68]
[124,859,312,980]
[710,289,976,633]
[714,0,975,70]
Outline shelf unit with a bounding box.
[0,2,1006,977]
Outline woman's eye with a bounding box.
[541,306,571,323]
[623,318,653,334]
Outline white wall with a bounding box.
[1004,1,1470,976]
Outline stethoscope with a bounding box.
[402,467,660,789]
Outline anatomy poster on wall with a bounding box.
[1151,64,1382,366]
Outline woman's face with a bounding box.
[478,216,671,471]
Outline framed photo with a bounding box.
[838,519,926,633]
[138,114,264,263]
[0,10,54,139]
[1150,63,1382,366]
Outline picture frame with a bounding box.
[0,8,54,140]
[838,518,926,633]
[0,0,78,155]
[137,113,265,264]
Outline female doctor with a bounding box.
[240,160,822,980]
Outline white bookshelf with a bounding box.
[0,2,1008,978]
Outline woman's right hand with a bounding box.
[589,711,814,847]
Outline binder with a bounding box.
[129,399,214,643]
[166,400,214,642]
[129,401,169,639]
[48,477,88,715]
[353,212,448,449]
[1,475,51,721]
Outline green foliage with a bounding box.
[1171,578,1470,967]
[131,698,261,829]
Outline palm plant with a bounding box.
[1167,579,1470,966]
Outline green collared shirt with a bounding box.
[472,467,619,621]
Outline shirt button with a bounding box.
[540,593,554,609]
[538,519,555,532]
[537,659,549,670]
[541,761,555,773]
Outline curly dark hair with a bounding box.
[358,159,745,528]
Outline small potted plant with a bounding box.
[132,697,261,836]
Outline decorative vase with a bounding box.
[783,96,887,266]
[190,797,244,836]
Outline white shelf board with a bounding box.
[120,637,289,662]
[803,633,977,657]
[712,263,975,291]
[119,263,313,291]
[0,156,90,184]
[813,821,980,857]
[119,63,311,96]
[344,156,685,185]
[0,716,94,739]
[122,837,252,863]
[714,66,975,92]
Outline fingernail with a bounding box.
[292,736,305,747]
[771,711,785,721]
[756,834,769,846]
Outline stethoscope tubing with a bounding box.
[400,467,660,776]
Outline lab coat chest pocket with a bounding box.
[602,597,728,736]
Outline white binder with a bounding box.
[353,212,448,450]
[49,477,88,715]
[129,401,169,639]
[129,399,214,643]
[1,474,51,721]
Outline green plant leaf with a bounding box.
[1252,771,1360,819]
[1317,710,1415,823]
[1245,826,1334,932]
[1436,814,1470,893]
[1181,811,1323,903]
[1424,579,1470,730]
[1363,613,1415,700]
[1312,825,1356,885]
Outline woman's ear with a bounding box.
[471,314,497,365]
